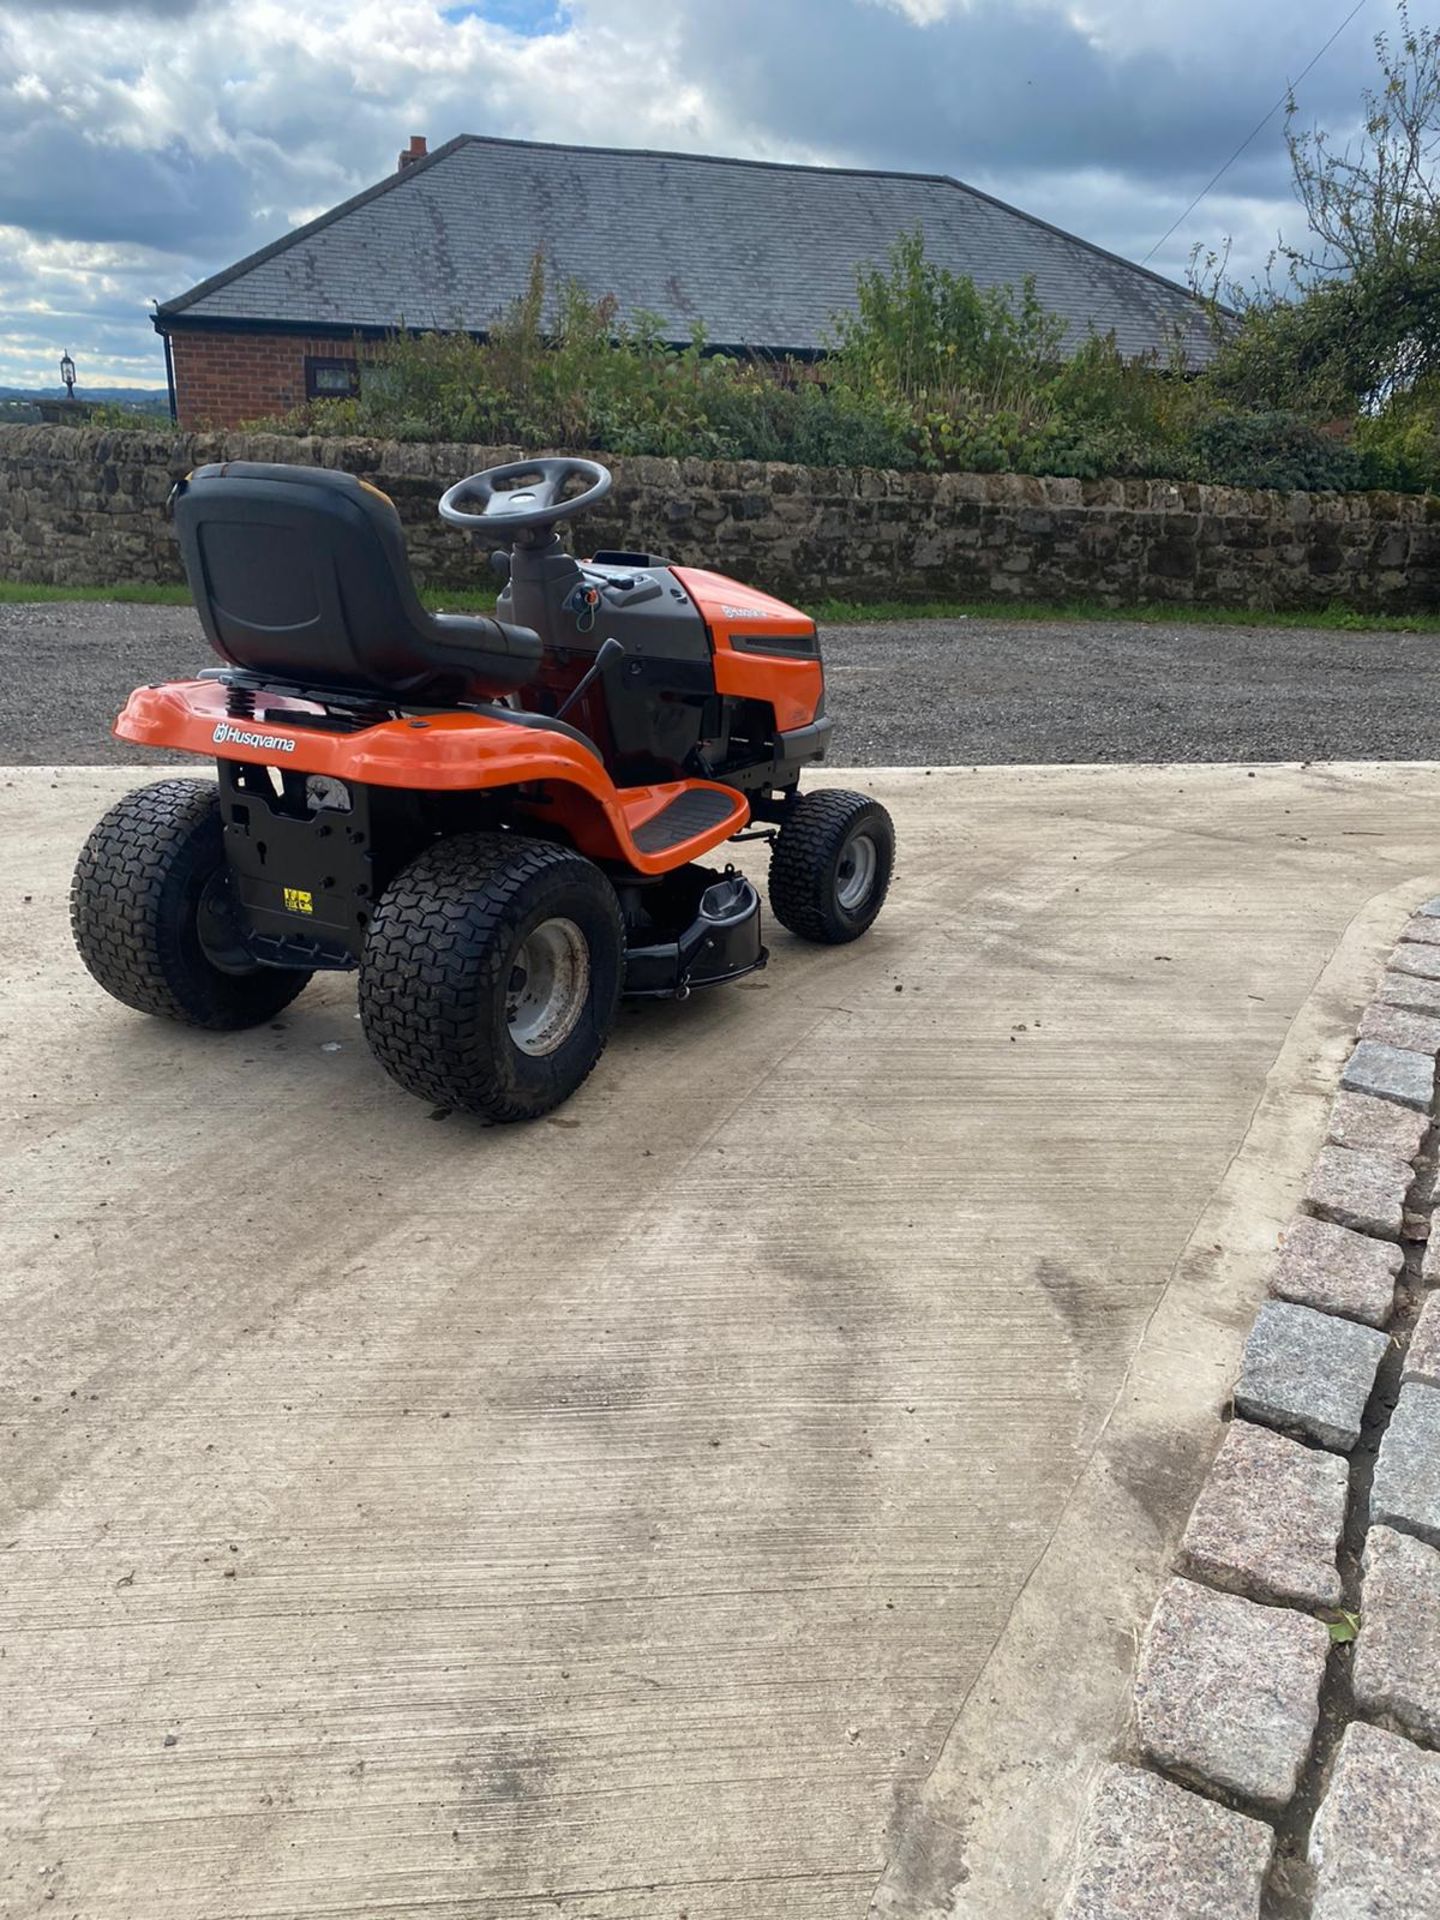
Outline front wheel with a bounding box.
[71,778,311,1030]
[358,833,623,1121]
[768,789,895,944]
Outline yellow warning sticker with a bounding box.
[283,887,314,915]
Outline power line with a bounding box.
[1139,0,1371,268]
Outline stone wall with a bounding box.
[1,424,1436,613]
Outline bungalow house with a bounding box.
[153,133,1215,428]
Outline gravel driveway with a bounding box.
[2,597,1438,765]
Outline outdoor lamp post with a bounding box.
[60,352,76,400]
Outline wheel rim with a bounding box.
[195,869,258,976]
[836,831,878,912]
[507,917,591,1057]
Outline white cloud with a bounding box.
[865,0,974,23]
[0,0,1424,387]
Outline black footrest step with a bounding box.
[632,787,739,853]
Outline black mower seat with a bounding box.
[172,462,542,704]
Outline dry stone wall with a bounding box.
[1,423,1436,613]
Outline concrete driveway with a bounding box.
[3,760,1437,1920]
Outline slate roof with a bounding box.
[156,134,1215,365]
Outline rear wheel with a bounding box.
[768,789,895,944]
[70,778,311,1029]
[358,833,623,1121]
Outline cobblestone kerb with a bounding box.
[1059,905,1440,1920]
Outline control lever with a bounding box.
[555,636,624,721]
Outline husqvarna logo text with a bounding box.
[212,721,296,753]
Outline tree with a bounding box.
[1207,2,1440,417]
[1284,2,1440,286]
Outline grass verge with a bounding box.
[3,578,1438,634]
[809,597,1440,633]
[0,580,193,605]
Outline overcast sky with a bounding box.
[0,0,1413,390]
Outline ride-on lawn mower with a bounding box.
[71,456,895,1120]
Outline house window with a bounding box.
[304,356,360,400]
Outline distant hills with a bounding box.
[0,386,172,425]
[0,386,169,403]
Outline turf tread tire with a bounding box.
[70,778,311,1029]
[768,789,895,944]
[358,832,623,1122]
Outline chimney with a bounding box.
[398,135,428,173]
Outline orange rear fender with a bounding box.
[114,680,747,874]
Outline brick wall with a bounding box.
[2,424,1437,614]
[168,330,375,428]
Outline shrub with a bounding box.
[1179,411,1371,491]
[1355,377,1440,492]
[251,266,919,469]
[245,241,1434,494]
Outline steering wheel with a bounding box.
[438,456,612,532]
